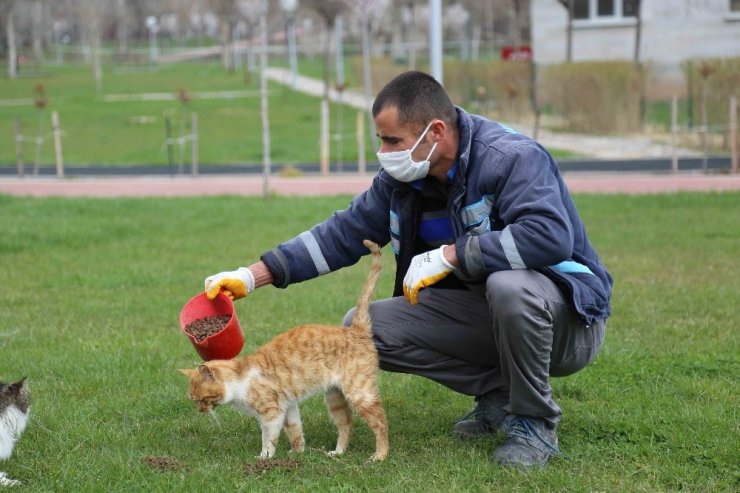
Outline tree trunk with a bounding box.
[221,19,234,72]
[32,0,44,63]
[117,0,128,57]
[7,5,17,79]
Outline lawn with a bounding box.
[0,62,374,168]
[0,60,582,169]
[0,191,738,492]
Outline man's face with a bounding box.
[374,106,434,161]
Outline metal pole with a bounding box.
[191,112,199,177]
[671,94,678,174]
[429,0,443,83]
[33,112,44,176]
[15,116,24,178]
[260,0,271,199]
[178,116,185,175]
[731,96,738,175]
[165,116,174,177]
[52,111,64,178]
[357,111,366,175]
[361,17,375,149]
[320,99,330,176]
[335,14,344,172]
[288,12,298,88]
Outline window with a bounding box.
[572,0,638,20]
[732,0,740,12]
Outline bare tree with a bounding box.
[78,0,107,92]
[31,0,44,63]
[115,0,128,56]
[302,0,345,100]
[212,0,240,71]
[1,0,18,78]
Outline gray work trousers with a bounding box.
[343,269,606,424]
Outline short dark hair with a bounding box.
[372,71,458,134]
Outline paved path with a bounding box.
[1,173,739,198]
[264,67,700,160]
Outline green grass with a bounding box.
[0,192,739,492]
[0,62,374,167]
[0,60,586,167]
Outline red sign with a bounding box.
[501,46,532,61]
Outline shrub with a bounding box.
[683,57,740,150]
[539,61,644,134]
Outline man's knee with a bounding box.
[486,270,542,320]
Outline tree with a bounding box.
[1,0,18,78]
[212,0,238,71]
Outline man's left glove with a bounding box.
[403,245,455,304]
[204,267,255,301]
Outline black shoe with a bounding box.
[492,415,559,469]
[452,390,509,440]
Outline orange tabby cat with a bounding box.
[179,240,389,461]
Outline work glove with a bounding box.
[204,267,255,301]
[403,245,455,304]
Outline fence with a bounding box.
[671,95,739,174]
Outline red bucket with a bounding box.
[179,292,244,361]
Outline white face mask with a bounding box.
[377,121,438,182]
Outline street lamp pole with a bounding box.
[429,0,443,84]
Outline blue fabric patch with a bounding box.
[446,162,458,182]
[499,123,518,134]
[551,260,594,275]
[420,216,454,244]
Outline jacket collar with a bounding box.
[453,106,473,181]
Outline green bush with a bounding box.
[540,61,644,134]
[683,57,740,148]
[350,57,534,123]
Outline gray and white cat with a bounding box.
[0,378,29,487]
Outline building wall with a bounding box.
[531,0,740,92]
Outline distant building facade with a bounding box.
[530,0,740,93]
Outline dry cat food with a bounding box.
[244,458,300,475]
[142,455,184,471]
[184,314,231,341]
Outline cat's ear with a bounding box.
[10,378,27,392]
[178,369,196,378]
[197,365,215,380]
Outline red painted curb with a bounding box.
[1,173,739,198]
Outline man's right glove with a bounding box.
[204,267,255,301]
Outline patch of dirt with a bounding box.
[244,458,301,475]
[142,455,184,472]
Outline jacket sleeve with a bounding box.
[261,172,394,288]
[455,142,574,279]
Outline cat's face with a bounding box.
[178,365,225,413]
[0,378,30,414]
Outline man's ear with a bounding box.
[430,119,446,142]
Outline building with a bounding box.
[530,0,740,94]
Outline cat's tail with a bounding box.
[350,239,382,335]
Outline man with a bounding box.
[204,71,612,469]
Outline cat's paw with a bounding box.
[368,451,388,462]
[289,438,305,453]
[326,449,345,459]
[258,449,275,460]
[0,472,21,487]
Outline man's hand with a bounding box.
[204,267,255,301]
[403,245,455,304]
